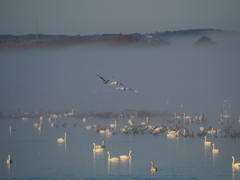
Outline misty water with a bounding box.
[1,34,240,179]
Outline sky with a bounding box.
[1,0,240,35]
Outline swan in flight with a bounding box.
[109,83,139,92]
[6,155,12,164]
[204,136,211,145]
[57,132,68,143]
[212,143,219,153]
[231,156,240,168]
[93,143,104,152]
[106,151,120,161]
[119,150,134,159]
[108,81,122,86]
[150,161,157,172]
[96,74,113,84]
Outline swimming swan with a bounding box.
[150,161,157,172]
[231,156,240,168]
[119,150,134,159]
[106,151,120,161]
[57,132,67,142]
[204,136,211,145]
[92,143,104,152]
[6,155,12,164]
[95,141,105,149]
[212,143,219,153]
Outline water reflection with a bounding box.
[232,167,240,180]
[7,163,11,177]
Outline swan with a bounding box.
[173,113,181,119]
[128,119,134,126]
[83,117,87,122]
[231,156,240,168]
[204,136,211,145]
[6,155,12,164]
[86,125,92,130]
[108,81,121,86]
[212,143,219,153]
[109,120,118,128]
[141,117,149,126]
[92,143,104,152]
[115,86,139,92]
[95,141,105,149]
[57,132,67,143]
[67,109,74,116]
[119,150,134,159]
[150,161,157,172]
[106,151,120,161]
[96,74,113,84]
[106,129,113,135]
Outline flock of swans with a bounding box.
[4,99,240,175]
[96,74,139,93]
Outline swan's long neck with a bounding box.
[212,144,215,150]
[107,152,110,159]
[129,151,132,158]
[8,155,11,160]
[93,143,96,150]
[232,157,235,165]
[102,141,105,146]
[151,162,154,168]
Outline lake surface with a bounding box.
[1,116,240,180]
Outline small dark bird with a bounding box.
[96,74,113,84]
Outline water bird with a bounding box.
[212,143,219,153]
[150,161,157,172]
[109,120,118,128]
[106,151,120,161]
[96,74,113,84]
[108,81,122,86]
[140,117,149,126]
[57,132,68,143]
[128,119,134,126]
[119,150,134,159]
[231,156,240,168]
[6,155,12,164]
[92,143,104,152]
[204,136,211,145]
[95,141,105,149]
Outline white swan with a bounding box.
[141,117,149,126]
[119,150,134,159]
[92,143,104,152]
[128,119,134,126]
[67,109,74,116]
[95,141,105,149]
[57,132,67,143]
[150,161,157,172]
[231,156,240,168]
[204,136,211,145]
[106,151,120,161]
[6,155,12,164]
[109,120,117,128]
[212,143,219,153]
[106,129,113,135]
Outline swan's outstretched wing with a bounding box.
[96,74,113,84]
[126,88,139,93]
[108,81,121,86]
[96,74,106,81]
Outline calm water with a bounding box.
[1,116,240,180]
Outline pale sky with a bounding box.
[1,0,240,35]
